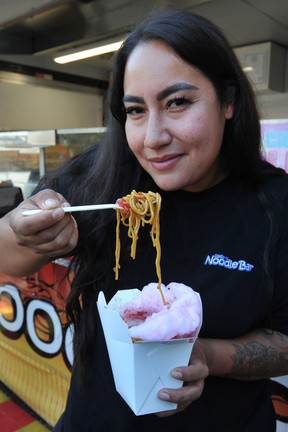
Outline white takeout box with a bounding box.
[97,289,202,416]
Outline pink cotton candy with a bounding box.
[119,282,202,341]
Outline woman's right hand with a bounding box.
[8,189,79,258]
[0,189,79,276]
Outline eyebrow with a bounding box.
[157,83,199,101]
[123,82,199,104]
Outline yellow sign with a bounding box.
[0,261,73,427]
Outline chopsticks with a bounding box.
[22,204,122,215]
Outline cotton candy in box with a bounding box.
[97,282,202,415]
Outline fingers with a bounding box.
[11,190,68,231]
[9,189,79,257]
[158,377,205,404]
[12,206,66,237]
[38,192,70,211]
[156,346,209,417]
[156,378,205,418]
[19,215,79,257]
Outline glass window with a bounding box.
[0,128,105,198]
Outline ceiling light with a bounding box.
[243,66,254,72]
[54,40,124,64]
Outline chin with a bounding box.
[153,180,183,192]
[149,172,187,191]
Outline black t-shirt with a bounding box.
[58,174,288,431]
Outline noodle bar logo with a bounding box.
[204,254,254,272]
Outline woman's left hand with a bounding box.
[156,328,288,417]
[156,339,209,417]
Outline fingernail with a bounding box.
[44,199,58,208]
[158,391,170,401]
[171,370,182,380]
[52,208,64,219]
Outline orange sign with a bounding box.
[0,260,73,427]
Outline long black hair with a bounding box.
[43,9,285,380]
[109,9,264,181]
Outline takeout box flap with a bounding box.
[97,290,132,343]
[97,290,196,415]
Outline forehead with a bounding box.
[126,39,182,67]
[123,40,201,92]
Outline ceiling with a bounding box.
[0,0,287,88]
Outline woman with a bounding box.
[1,9,288,432]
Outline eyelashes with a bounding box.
[167,96,193,109]
[124,95,193,116]
[124,106,143,115]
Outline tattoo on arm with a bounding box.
[230,330,288,378]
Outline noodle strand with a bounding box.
[114,191,165,303]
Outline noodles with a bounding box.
[114,190,165,303]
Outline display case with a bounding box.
[0,127,105,199]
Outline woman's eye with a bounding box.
[125,106,144,115]
[167,97,192,109]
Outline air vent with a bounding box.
[234,42,286,93]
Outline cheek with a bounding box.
[180,121,203,146]
[125,124,143,155]
[189,110,224,143]
[125,124,134,149]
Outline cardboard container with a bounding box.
[97,289,202,415]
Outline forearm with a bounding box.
[0,190,79,276]
[0,214,50,276]
[198,328,288,380]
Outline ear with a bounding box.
[225,101,234,119]
[224,81,235,119]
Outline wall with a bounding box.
[0,79,104,131]
[259,92,288,119]
[257,49,288,120]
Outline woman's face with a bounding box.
[123,40,234,192]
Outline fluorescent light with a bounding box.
[243,66,254,72]
[54,40,124,64]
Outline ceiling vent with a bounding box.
[234,42,286,93]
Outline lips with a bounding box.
[149,154,182,171]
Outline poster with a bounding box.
[261,119,288,172]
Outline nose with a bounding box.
[144,112,172,149]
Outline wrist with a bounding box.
[195,338,233,377]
